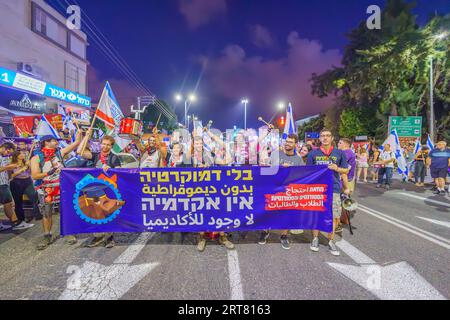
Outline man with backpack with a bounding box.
[77,132,121,248]
[376,144,396,190]
[30,133,82,250]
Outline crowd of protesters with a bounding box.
[0,123,449,256]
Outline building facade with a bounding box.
[0,0,90,136]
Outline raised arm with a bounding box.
[63,130,83,158]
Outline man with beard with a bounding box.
[307,129,349,256]
[78,132,122,248]
[135,128,166,168]
[31,133,82,250]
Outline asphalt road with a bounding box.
[0,180,449,300]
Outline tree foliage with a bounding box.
[311,0,450,142]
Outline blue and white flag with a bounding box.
[413,138,421,155]
[426,135,434,150]
[380,129,409,177]
[63,115,78,143]
[35,114,60,139]
[282,103,297,141]
[35,115,70,150]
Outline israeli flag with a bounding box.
[413,138,421,154]
[282,103,297,141]
[391,129,409,177]
[35,115,60,139]
[427,135,434,150]
[380,129,409,177]
[35,115,70,150]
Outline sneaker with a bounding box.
[197,238,206,252]
[385,185,390,190]
[37,234,52,251]
[376,184,382,188]
[328,240,340,256]
[310,237,319,252]
[258,231,270,245]
[219,235,235,250]
[335,224,343,234]
[0,223,12,232]
[12,221,34,230]
[87,236,105,248]
[280,235,290,250]
[433,189,443,195]
[104,236,115,249]
[65,235,77,246]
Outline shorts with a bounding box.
[36,189,54,218]
[431,167,448,179]
[0,185,13,205]
[332,193,342,219]
[358,163,369,168]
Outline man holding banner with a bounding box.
[77,133,122,248]
[31,132,83,250]
[307,129,349,256]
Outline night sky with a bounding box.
[45,0,450,130]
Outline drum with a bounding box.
[119,118,142,140]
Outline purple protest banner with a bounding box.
[60,166,334,236]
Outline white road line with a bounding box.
[416,217,450,229]
[358,204,450,250]
[335,239,376,265]
[398,193,450,208]
[114,233,155,264]
[227,250,244,300]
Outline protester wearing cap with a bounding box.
[31,132,83,250]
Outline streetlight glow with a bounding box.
[189,94,197,102]
[175,94,182,101]
[278,102,285,110]
[435,32,448,40]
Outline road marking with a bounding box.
[227,250,244,300]
[329,240,446,300]
[358,204,450,250]
[114,233,155,264]
[398,193,450,208]
[59,233,159,300]
[335,239,375,265]
[417,217,450,229]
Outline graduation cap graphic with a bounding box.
[81,184,110,202]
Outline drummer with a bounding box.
[134,127,166,168]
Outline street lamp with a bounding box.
[175,93,197,128]
[241,99,249,130]
[429,32,448,141]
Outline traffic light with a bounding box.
[278,116,285,127]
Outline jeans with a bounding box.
[10,178,41,222]
[378,167,393,186]
[414,161,425,183]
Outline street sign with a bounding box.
[388,116,422,137]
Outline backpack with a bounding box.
[34,149,65,188]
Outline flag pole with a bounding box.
[155,113,162,130]
[70,112,81,131]
[79,111,97,156]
